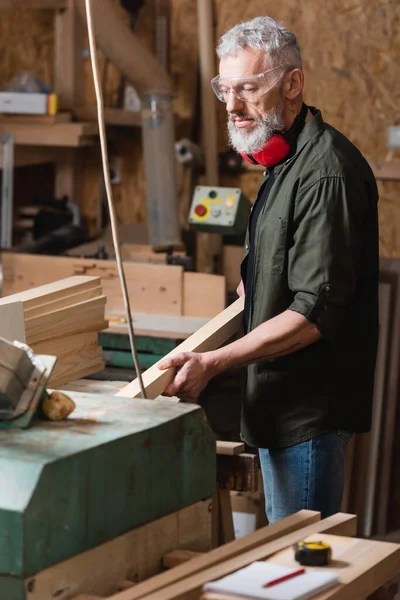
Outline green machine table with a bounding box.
[0,392,216,600]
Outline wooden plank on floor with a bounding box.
[115,297,244,399]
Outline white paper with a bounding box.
[203,561,339,600]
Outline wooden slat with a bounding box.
[216,441,245,456]
[0,112,72,124]
[0,122,97,147]
[183,272,226,318]
[24,286,102,319]
[0,274,101,309]
[0,0,67,6]
[115,297,244,399]
[222,246,243,293]
[109,513,356,600]
[2,253,184,316]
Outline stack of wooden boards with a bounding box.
[0,275,108,386]
[2,252,227,320]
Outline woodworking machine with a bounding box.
[0,339,216,600]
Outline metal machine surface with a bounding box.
[0,392,215,599]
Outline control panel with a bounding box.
[188,186,251,236]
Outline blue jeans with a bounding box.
[258,430,352,524]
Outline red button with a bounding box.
[194,204,207,217]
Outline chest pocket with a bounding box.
[264,216,288,275]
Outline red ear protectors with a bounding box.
[240,134,291,167]
[239,103,308,168]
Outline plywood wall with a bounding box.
[0,1,399,255]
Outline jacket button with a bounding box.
[246,244,249,250]
[325,285,331,293]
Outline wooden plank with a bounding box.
[104,511,320,600]
[0,301,25,343]
[183,272,226,318]
[24,286,102,319]
[216,441,245,456]
[216,453,259,493]
[258,533,400,600]
[376,260,400,534]
[222,246,243,293]
[162,550,204,569]
[0,274,101,309]
[109,513,356,600]
[0,112,72,124]
[27,500,212,600]
[75,106,142,128]
[2,253,184,316]
[0,0,67,6]
[0,122,97,147]
[115,297,244,399]
[217,490,235,544]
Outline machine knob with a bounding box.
[194,204,207,217]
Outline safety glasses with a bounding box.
[211,66,285,103]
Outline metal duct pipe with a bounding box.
[76,0,181,245]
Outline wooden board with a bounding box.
[0,121,97,146]
[376,259,400,534]
[183,272,226,318]
[0,301,25,343]
[93,511,321,600]
[109,513,357,600]
[24,286,102,319]
[0,274,101,309]
[115,297,244,399]
[216,441,245,456]
[203,532,400,600]
[222,246,243,293]
[2,253,184,316]
[0,112,72,124]
[26,500,212,600]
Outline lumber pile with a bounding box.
[2,252,227,319]
[0,275,108,386]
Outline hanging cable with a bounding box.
[84,0,147,399]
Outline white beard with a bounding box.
[227,107,285,155]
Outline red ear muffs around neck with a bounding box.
[240,134,291,168]
[239,103,309,168]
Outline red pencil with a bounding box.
[263,567,306,588]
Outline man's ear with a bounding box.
[282,68,304,100]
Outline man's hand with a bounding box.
[158,352,215,401]
[237,280,245,297]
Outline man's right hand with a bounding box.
[237,280,245,297]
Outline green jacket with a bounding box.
[241,108,379,449]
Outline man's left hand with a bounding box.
[158,352,214,401]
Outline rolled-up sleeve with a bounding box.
[288,176,365,341]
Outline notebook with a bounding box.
[202,561,340,600]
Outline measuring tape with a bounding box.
[294,540,332,566]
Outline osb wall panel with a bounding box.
[0,1,399,254]
[214,0,400,256]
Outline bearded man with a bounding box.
[160,16,379,523]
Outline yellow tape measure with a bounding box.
[294,540,332,566]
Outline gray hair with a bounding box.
[217,16,302,70]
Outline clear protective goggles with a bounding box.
[211,66,285,103]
